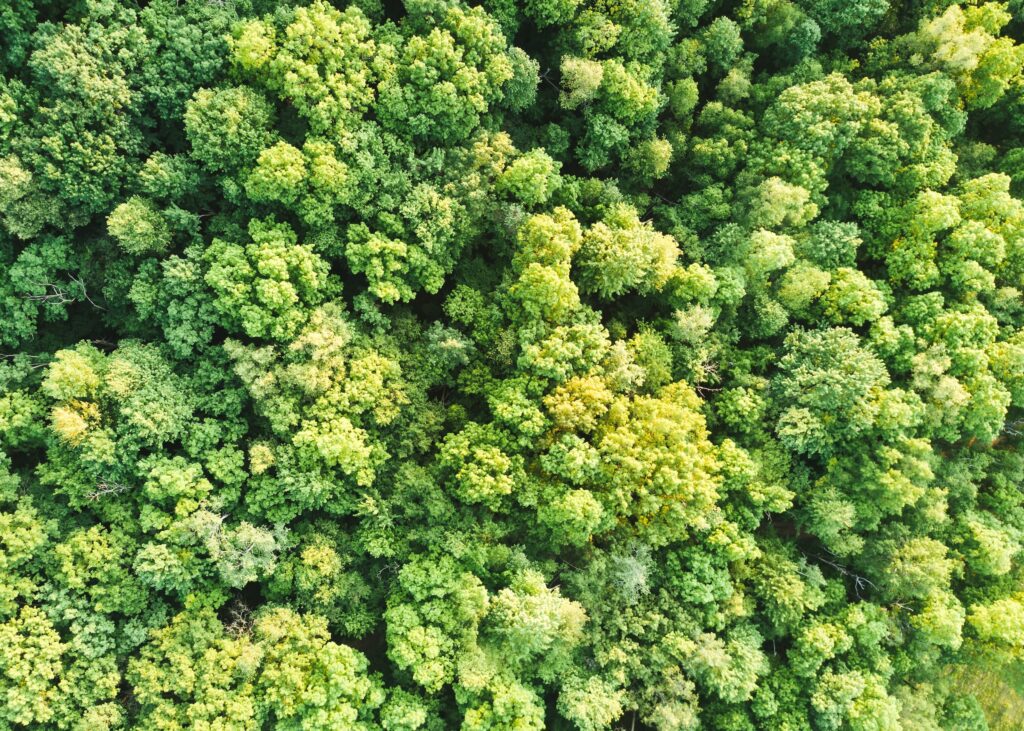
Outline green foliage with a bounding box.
[184,86,274,174]
[576,203,681,297]
[3,0,1024,728]
[128,606,385,729]
[204,218,332,342]
[107,197,172,255]
[375,6,515,145]
[0,607,65,727]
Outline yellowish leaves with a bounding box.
[576,203,680,297]
[543,375,613,433]
[51,400,99,446]
[41,348,101,401]
[248,443,275,475]
[231,20,276,73]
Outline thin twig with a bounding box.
[807,553,876,599]
[86,481,130,501]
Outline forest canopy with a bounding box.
[2,0,1024,728]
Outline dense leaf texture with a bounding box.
[2,0,1024,728]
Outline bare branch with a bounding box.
[539,68,564,94]
[805,553,877,599]
[23,273,105,311]
[224,601,254,637]
[0,353,52,370]
[86,481,130,501]
[68,273,106,311]
[25,281,76,305]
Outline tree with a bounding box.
[576,203,680,297]
[384,555,489,692]
[203,218,331,342]
[772,327,893,458]
[230,2,377,137]
[5,0,1024,727]
[107,197,172,255]
[375,7,514,145]
[0,607,65,728]
[184,86,274,174]
[910,3,1024,110]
